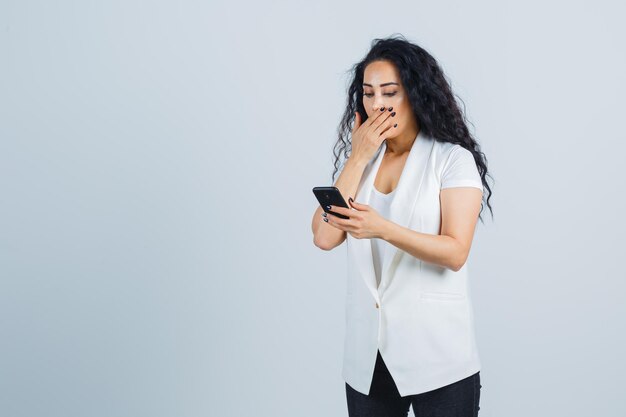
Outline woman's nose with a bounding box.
[372,103,386,112]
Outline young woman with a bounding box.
[311,35,493,416]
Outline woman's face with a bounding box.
[362,60,415,140]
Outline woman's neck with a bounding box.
[385,125,420,155]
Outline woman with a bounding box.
[311,35,493,416]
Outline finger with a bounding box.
[323,216,344,231]
[372,108,396,134]
[327,205,354,217]
[351,111,362,136]
[348,199,369,210]
[376,117,398,137]
[363,106,389,131]
[325,212,354,231]
[378,122,400,143]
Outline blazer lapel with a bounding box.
[380,129,434,287]
[347,140,387,303]
[347,129,435,301]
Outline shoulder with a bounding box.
[438,142,471,160]
[432,141,473,168]
[435,143,482,191]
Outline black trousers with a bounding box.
[345,350,481,417]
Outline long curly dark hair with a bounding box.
[332,34,494,222]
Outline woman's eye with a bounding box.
[363,92,397,97]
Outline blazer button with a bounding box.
[375,302,379,309]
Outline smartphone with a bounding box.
[312,186,351,219]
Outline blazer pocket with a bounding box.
[415,294,471,361]
[420,291,465,301]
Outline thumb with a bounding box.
[348,197,367,210]
[351,111,362,134]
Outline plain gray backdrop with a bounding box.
[2,0,625,416]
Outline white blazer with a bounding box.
[342,128,482,397]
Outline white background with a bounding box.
[1,0,625,416]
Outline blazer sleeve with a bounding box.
[440,146,483,192]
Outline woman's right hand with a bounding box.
[349,107,397,165]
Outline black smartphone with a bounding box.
[312,186,351,219]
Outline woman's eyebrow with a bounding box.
[363,82,399,87]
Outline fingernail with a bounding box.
[380,106,385,111]
[391,111,396,117]
[323,218,328,222]
[322,212,327,217]
[349,197,354,203]
[326,205,331,210]
[387,106,393,111]
[394,123,397,128]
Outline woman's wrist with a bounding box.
[346,156,368,171]
[377,218,394,241]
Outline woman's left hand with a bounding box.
[323,199,389,239]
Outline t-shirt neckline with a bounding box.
[373,186,396,197]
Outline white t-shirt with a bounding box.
[440,145,483,192]
[369,185,395,289]
[369,145,483,288]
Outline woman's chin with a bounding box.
[385,132,399,140]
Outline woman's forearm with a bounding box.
[312,157,368,250]
[378,220,465,271]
